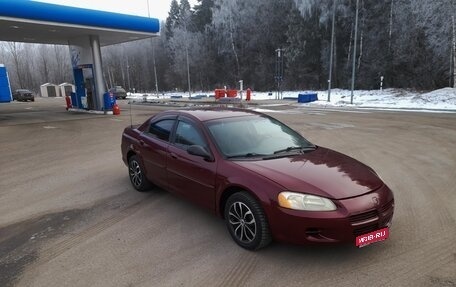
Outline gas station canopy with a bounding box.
[0,0,160,111]
[0,0,160,46]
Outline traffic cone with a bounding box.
[113,103,120,115]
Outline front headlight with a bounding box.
[278,192,336,211]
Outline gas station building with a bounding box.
[0,0,159,111]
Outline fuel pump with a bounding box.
[73,64,98,110]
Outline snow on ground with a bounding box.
[127,88,456,112]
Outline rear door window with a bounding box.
[147,119,176,141]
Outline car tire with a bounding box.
[224,192,272,250]
[128,155,151,192]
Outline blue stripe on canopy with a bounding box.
[0,0,159,34]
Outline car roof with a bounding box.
[162,108,262,122]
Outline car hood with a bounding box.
[234,147,383,200]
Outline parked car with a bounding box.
[12,89,34,102]
[109,86,127,99]
[121,108,394,250]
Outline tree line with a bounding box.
[1,0,455,94]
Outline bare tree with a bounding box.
[5,42,24,88]
[53,45,71,84]
[38,45,51,84]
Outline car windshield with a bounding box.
[206,115,315,159]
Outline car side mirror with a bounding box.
[187,145,214,162]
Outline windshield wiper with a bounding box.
[227,153,267,159]
[273,146,316,155]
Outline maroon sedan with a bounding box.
[121,108,394,250]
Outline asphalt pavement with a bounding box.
[0,97,455,287]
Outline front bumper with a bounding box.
[18,96,34,101]
[268,184,394,245]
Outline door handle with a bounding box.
[170,153,178,159]
[139,140,145,146]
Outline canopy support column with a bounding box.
[90,35,105,111]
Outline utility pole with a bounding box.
[186,45,191,98]
[327,0,337,102]
[350,0,360,105]
[146,0,150,18]
[183,18,191,98]
[275,48,284,100]
[451,0,456,88]
[151,39,159,95]
[126,57,131,93]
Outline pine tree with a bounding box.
[285,3,324,89]
[165,0,180,39]
[177,0,192,29]
[192,0,214,32]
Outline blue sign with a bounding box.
[0,65,12,103]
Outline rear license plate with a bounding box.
[356,227,389,248]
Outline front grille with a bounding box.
[379,200,394,214]
[349,210,378,224]
[353,224,379,236]
[349,200,394,236]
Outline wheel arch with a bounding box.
[126,150,136,162]
[218,185,263,219]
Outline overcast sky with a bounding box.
[34,0,197,21]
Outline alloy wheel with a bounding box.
[228,201,257,243]
[129,159,142,188]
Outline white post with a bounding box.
[380,76,384,91]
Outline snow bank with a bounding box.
[126,88,456,112]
